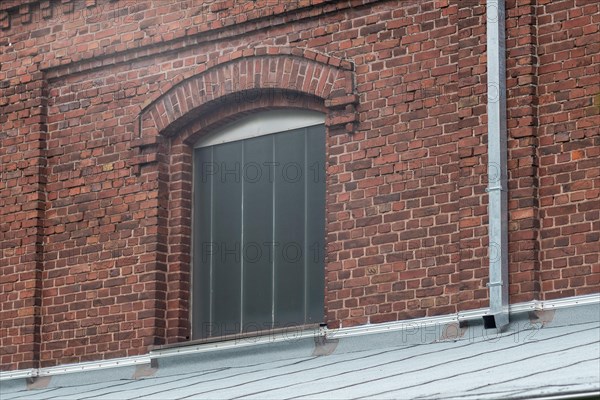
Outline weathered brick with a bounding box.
[0,0,597,372]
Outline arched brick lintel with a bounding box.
[137,52,357,140]
[176,90,328,146]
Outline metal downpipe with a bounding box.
[484,0,509,330]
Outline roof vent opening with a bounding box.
[482,315,497,329]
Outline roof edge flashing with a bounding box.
[1,293,598,383]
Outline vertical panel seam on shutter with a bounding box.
[271,134,276,329]
[209,146,215,330]
[240,142,245,334]
[304,128,309,324]
[191,151,195,338]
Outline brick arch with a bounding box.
[137,50,357,140]
[177,90,324,144]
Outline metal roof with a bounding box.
[1,298,599,400]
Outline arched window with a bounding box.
[192,110,326,339]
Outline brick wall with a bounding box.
[1,0,598,370]
[536,0,599,298]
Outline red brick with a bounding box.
[1,0,598,372]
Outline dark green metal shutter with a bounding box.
[192,125,325,339]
